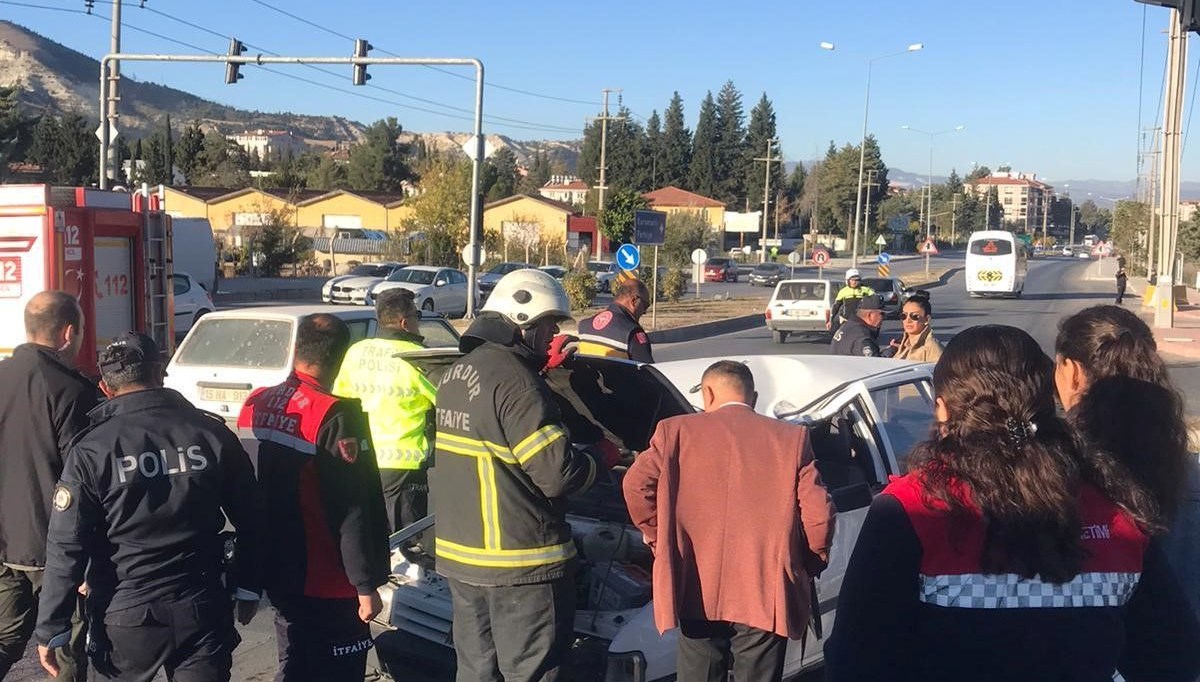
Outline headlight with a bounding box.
[603,651,646,682]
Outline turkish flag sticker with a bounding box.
[336,438,359,463]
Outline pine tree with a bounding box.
[577,119,601,187]
[660,92,691,189]
[519,151,552,194]
[714,80,748,205]
[484,146,519,201]
[605,107,648,192]
[175,123,205,185]
[644,110,662,189]
[744,93,780,216]
[308,156,348,190]
[688,92,718,198]
[346,117,410,192]
[163,115,174,184]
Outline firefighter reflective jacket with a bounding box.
[333,330,436,471]
[578,303,654,362]
[430,312,599,586]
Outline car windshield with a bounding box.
[348,265,384,277]
[969,239,1014,256]
[776,282,826,301]
[862,278,894,292]
[705,258,728,266]
[489,263,526,275]
[587,262,611,273]
[387,269,438,285]
[754,264,780,272]
[175,318,294,369]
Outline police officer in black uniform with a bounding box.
[35,332,261,682]
[830,295,885,357]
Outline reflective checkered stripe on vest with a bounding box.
[886,475,1147,610]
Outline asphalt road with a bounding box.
[657,255,1200,416]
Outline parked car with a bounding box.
[765,279,834,344]
[477,262,535,298]
[861,276,911,319]
[1062,246,1074,257]
[1077,250,1092,259]
[703,257,739,282]
[748,262,789,287]
[164,305,459,423]
[172,271,214,335]
[368,266,472,316]
[587,260,619,290]
[539,265,568,280]
[370,355,936,682]
[322,262,408,304]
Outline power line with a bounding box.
[245,0,603,108]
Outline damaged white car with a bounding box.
[368,354,936,682]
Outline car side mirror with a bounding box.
[435,279,446,287]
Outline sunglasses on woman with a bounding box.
[901,312,927,321]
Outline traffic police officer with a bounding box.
[431,269,613,681]
[578,278,654,362]
[830,295,886,357]
[333,288,437,533]
[828,268,876,331]
[239,314,389,682]
[35,332,261,682]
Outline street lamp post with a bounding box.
[824,42,923,266]
[902,125,964,275]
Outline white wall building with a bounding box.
[227,129,307,160]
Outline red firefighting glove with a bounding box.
[591,438,623,470]
[544,334,579,371]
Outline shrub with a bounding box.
[562,269,597,311]
[661,268,686,302]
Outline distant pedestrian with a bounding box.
[825,325,1200,682]
[1056,305,1200,621]
[239,314,389,682]
[624,361,834,682]
[35,332,261,682]
[0,291,95,681]
[1115,265,1128,304]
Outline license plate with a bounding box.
[200,387,250,403]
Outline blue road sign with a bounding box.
[633,209,667,246]
[616,243,641,270]
[877,252,891,265]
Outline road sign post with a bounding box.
[787,250,801,278]
[811,247,831,280]
[691,248,707,299]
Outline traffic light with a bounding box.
[353,39,372,86]
[225,38,246,84]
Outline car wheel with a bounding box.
[422,298,436,312]
[773,330,788,344]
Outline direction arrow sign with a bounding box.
[877,252,891,265]
[616,243,641,270]
[811,248,831,266]
[874,234,887,247]
[919,239,940,255]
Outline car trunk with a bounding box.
[376,353,695,672]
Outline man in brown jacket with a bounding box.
[623,360,835,682]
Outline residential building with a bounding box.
[538,176,588,205]
[227,129,307,160]
[642,185,726,231]
[966,172,1054,232]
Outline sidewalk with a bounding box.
[1123,274,1200,361]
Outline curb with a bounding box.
[215,289,322,304]
[904,266,964,291]
[648,313,764,344]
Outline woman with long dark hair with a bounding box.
[825,325,1200,682]
[1056,304,1200,619]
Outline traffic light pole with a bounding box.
[97,51,487,316]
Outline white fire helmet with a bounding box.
[481,268,572,328]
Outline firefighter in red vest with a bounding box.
[238,314,389,682]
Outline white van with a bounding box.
[965,230,1027,298]
[765,279,833,343]
[170,218,218,293]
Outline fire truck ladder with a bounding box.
[142,213,173,354]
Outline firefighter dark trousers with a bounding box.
[379,468,427,534]
[677,619,787,682]
[448,576,574,682]
[90,590,235,682]
[271,594,372,682]
[0,564,87,681]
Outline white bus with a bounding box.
[965,230,1028,298]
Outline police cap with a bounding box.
[99,331,162,375]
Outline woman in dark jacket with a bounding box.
[825,324,1200,682]
[1056,304,1200,620]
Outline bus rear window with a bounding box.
[969,239,1013,256]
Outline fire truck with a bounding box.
[0,184,174,375]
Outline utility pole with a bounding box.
[753,138,781,262]
[950,193,960,244]
[1144,126,1161,278]
[863,169,878,253]
[101,0,123,186]
[1156,8,1186,328]
[592,88,623,259]
[1042,188,1051,253]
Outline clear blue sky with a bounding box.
[1,0,1195,183]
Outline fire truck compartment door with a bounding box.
[94,236,134,353]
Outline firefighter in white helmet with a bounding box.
[429,269,616,681]
[828,267,876,332]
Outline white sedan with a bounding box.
[322,262,408,305]
[371,354,936,682]
[367,265,472,317]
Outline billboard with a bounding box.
[633,209,666,246]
